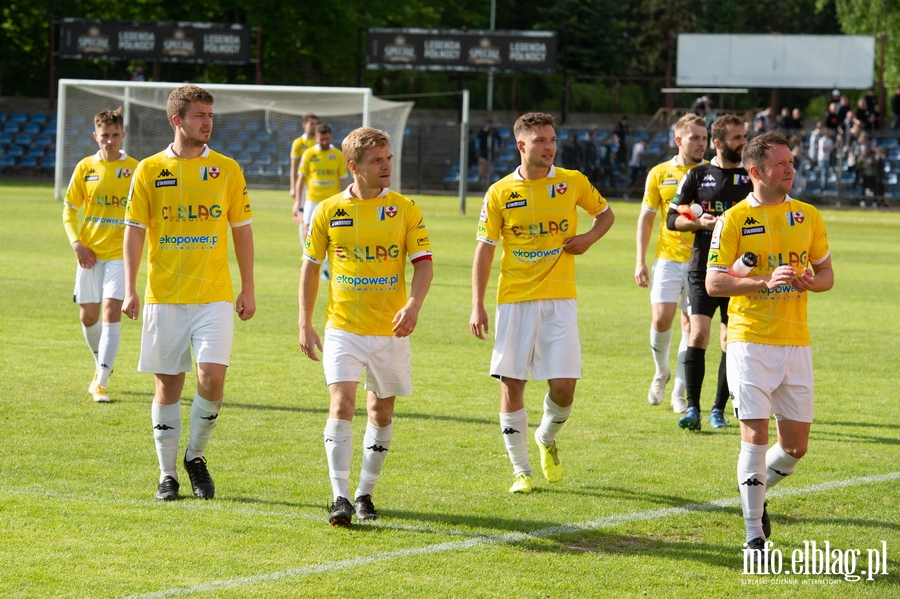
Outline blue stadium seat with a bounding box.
[44,148,56,160]
[0,112,6,123]
[442,171,460,183]
[23,123,41,135]
[225,141,243,154]
[493,161,508,173]
[889,149,900,161]
[497,127,512,141]
[40,157,56,169]
[0,133,11,145]
[10,112,28,124]
[840,172,855,184]
[35,135,53,147]
[244,165,265,176]
[0,156,17,167]
[256,154,273,165]
[3,123,19,134]
[254,131,272,142]
[27,147,45,158]
[236,153,253,164]
[499,150,517,163]
[47,115,58,126]
[7,145,24,157]
[30,113,47,125]
[43,124,57,136]
[647,143,661,154]
[71,114,88,126]
[19,156,38,168]
[282,122,299,135]
[224,120,242,131]
[245,141,262,153]
[15,134,32,146]
[234,131,251,142]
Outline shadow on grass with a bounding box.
[225,402,496,426]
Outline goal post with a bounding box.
[54,80,414,199]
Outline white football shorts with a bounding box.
[727,342,814,423]
[303,199,320,227]
[323,328,412,398]
[650,258,689,309]
[73,259,125,304]
[139,302,234,375]
[491,299,582,381]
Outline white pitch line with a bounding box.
[117,471,900,599]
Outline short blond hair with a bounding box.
[513,112,555,140]
[166,85,214,131]
[342,127,391,165]
[95,107,124,129]
[674,113,706,138]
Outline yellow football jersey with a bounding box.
[300,144,349,202]
[63,151,139,260]
[707,195,830,346]
[641,157,702,262]
[126,145,252,304]
[304,188,433,336]
[290,135,315,159]
[477,165,609,304]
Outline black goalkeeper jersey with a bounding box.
[666,159,752,272]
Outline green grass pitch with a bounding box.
[0,181,898,598]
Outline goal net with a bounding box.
[54,80,414,198]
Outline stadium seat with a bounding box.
[245,165,265,176]
[44,124,57,136]
[0,133,11,145]
[256,153,273,165]
[840,172,855,184]
[15,134,32,146]
[245,141,262,153]
[35,135,53,147]
[881,138,898,149]
[889,149,900,161]
[3,123,19,134]
[10,112,28,124]
[442,171,460,183]
[19,156,38,168]
[647,143,661,154]
[235,131,251,142]
[27,147,45,158]
[254,131,272,142]
[467,171,480,183]
[282,122,299,135]
[23,123,41,135]
[0,112,6,123]
[30,113,47,125]
[40,157,56,169]
[71,114,88,126]
[47,115,58,126]
[225,141,243,154]
[887,173,898,185]
[224,120,242,131]
[0,156,17,167]
[404,125,412,138]
[236,153,253,164]
[499,150,517,163]
[493,161,508,173]
[7,145,24,158]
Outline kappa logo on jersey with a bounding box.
[199,166,220,180]
[508,191,523,200]
[555,182,568,195]
[333,208,350,218]
[87,168,96,175]
[158,169,174,178]
[744,216,760,225]
[733,174,751,185]
[703,174,715,182]
[787,211,805,226]
[116,168,132,178]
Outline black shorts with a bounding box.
[686,270,729,324]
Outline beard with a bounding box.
[722,144,744,164]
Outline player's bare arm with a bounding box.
[71,240,98,269]
[392,259,433,338]
[298,259,323,361]
[289,157,300,199]
[293,175,307,219]
[792,256,834,293]
[469,242,496,340]
[232,224,256,321]
[122,225,145,320]
[634,209,655,287]
[563,207,615,255]
[707,264,799,297]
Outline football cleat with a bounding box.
[88,371,98,394]
[354,494,378,521]
[183,455,215,499]
[329,496,354,526]
[90,384,110,403]
[154,476,179,501]
[671,396,687,414]
[534,429,562,483]
[709,408,729,429]
[647,371,670,405]
[678,406,702,431]
[509,473,533,494]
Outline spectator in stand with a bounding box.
[836,95,853,127]
[874,147,887,200]
[562,130,585,172]
[754,107,775,131]
[817,128,835,188]
[791,108,805,133]
[583,128,600,185]
[775,108,793,134]
[808,122,824,169]
[130,66,146,82]
[703,97,717,129]
[614,116,630,172]
[824,103,842,133]
[691,95,710,117]
[856,143,877,195]
[629,137,646,187]
[863,88,879,124]
[854,97,876,132]
[752,116,768,138]
[477,119,502,183]
[891,86,900,131]
[790,136,808,197]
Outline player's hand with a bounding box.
[697,213,718,230]
[470,305,490,340]
[122,292,140,321]
[72,241,97,269]
[635,263,649,287]
[236,290,256,321]
[765,265,796,289]
[289,187,296,199]
[392,302,421,338]
[792,268,815,292]
[291,202,302,221]
[299,324,322,361]
[562,233,596,255]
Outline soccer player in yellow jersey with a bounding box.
[294,123,349,237]
[122,85,256,502]
[63,107,139,403]
[635,114,706,411]
[299,127,433,525]
[706,131,833,555]
[289,112,317,203]
[470,112,615,494]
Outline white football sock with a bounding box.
[766,443,800,489]
[324,418,353,500]
[96,322,120,387]
[355,421,393,498]
[152,401,181,482]
[650,326,673,376]
[82,322,101,368]
[185,393,222,461]
[674,332,689,396]
[535,393,572,445]
[500,408,530,476]
[738,441,768,542]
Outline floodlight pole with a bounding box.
[459,89,470,215]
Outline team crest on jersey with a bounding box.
[555,182,568,195]
[116,168,132,178]
[787,211,805,226]
[733,174,751,185]
[328,154,337,160]
[200,167,220,180]
[376,205,398,220]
